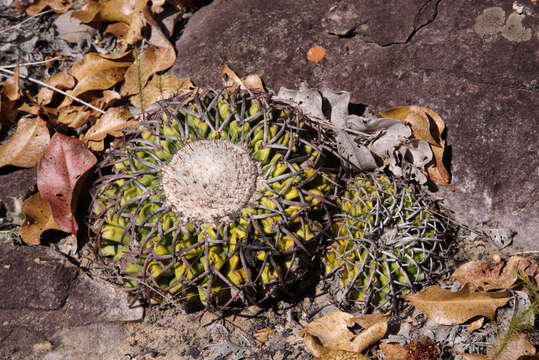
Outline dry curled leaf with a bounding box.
[0,116,50,168]
[21,0,73,16]
[57,106,93,128]
[36,69,75,106]
[300,311,387,356]
[467,317,484,333]
[380,105,449,185]
[37,133,97,234]
[253,328,275,343]
[219,63,264,92]
[402,284,512,325]
[19,192,60,245]
[307,45,326,63]
[452,256,531,291]
[129,74,195,109]
[83,106,137,142]
[0,66,21,125]
[58,52,131,108]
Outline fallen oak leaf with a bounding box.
[0,116,50,168]
[299,311,387,354]
[380,105,449,185]
[58,52,132,108]
[219,63,264,92]
[451,256,531,291]
[83,106,138,142]
[57,106,93,128]
[37,133,97,234]
[379,105,444,147]
[21,0,73,16]
[19,192,61,245]
[129,74,195,110]
[0,66,21,125]
[36,69,75,106]
[401,283,512,325]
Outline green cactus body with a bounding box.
[92,90,331,308]
[324,176,447,309]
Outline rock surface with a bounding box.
[170,0,538,249]
[0,244,143,359]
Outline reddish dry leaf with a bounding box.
[487,332,536,360]
[19,192,61,245]
[307,45,326,63]
[0,116,50,168]
[402,284,512,325]
[37,133,97,234]
[452,256,532,291]
[299,311,387,355]
[129,74,195,109]
[36,69,76,106]
[83,106,137,142]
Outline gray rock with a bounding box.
[0,244,142,359]
[169,0,538,249]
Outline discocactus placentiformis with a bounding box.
[92,89,332,309]
[324,175,449,310]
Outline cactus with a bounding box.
[92,89,332,309]
[324,175,448,310]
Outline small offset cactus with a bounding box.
[324,175,449,310]
[92,89,332,309]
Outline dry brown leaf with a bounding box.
[72,0,146,24]
[129,74,195,109]
[379,343,409,360]
[402,284,512,325]
[0,66,21,125]
[23,0,73,16]
[19,192,61,245]
[83,106,137,143]
[380,106,444,146]
[254,328,275,343]
[0,116,50,168]
[37,70,75,106]
[467,317,485,333]
[307,45,326,63]
[299,311,387,355]
[219,63,264,92]
[57,54,131,108]
[486,332,536,360]
[452,256,531,291]
[58,106,93,128]
[121,45,176,97]
[427,145,449,185]
[379,105,449,184]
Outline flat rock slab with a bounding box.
[0,244,143,359]
[170,0,538,249]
